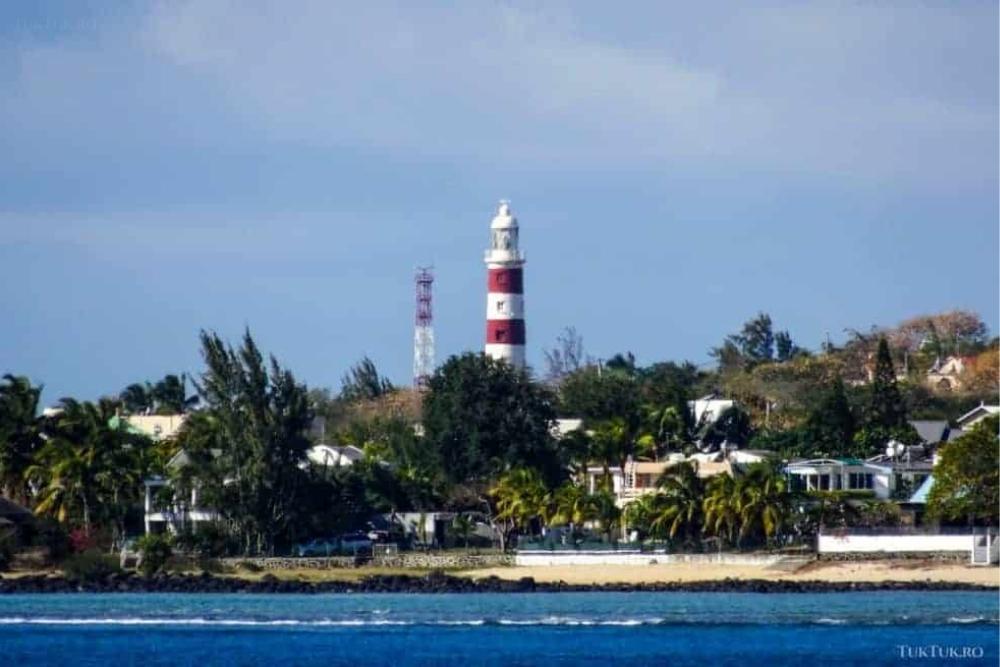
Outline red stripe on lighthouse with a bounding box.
[487,268,523,294]
[486,319,526,345]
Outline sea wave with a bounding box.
[0,615,993,628]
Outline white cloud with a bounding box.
[3,1,996,188]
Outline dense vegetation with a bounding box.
[0,308,995,560]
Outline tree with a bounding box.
[545,482,594,532]
[712,313,803,372]
[775,331,803,362]
[698,405,753,451]
[121,374,198,414]
[702,473,739,545]
[422,353,563,486]
[650,461,704,545]
[867,338,907,429]
[734,462,791,547]
[190,329,314,555]
[152,374,199,413]
[0,375,44,504]
[854,338,916,455]
[339,357,394,403]
[490,468,547,550]
[26,398,151,545]
[803,377,856,457]
[559,365,642,426]
[927,416,998,525]
[543,326,587,385]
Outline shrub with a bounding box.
[135,534,173,576]
[62,549,121,583]
[23,519,71,562]
[68,528,97,554]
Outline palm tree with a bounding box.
[644,403,691,457]
[491,468,547,550]
[589,418,631,488]
[152,374,199,414]
[702,473,739,546]
[650,460,705,544]
[0,375,44,504]
[545,482,594,532]
[120,383,154,414]
[588,488,621,543]
[26,398,150,543]
[734,462,791,548]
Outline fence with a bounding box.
[817,529,999,564]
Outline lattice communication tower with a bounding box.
[413,267,435,388]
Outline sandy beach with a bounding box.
[462,560,1000,587]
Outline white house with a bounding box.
[784,458,894,498]
[689,395,734,426]
[955,402,999,429]
[143,449,219,535]
[306,444,364,468]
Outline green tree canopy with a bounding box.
[190,329,314,555]
[0,374,44,504]
[926,416,998,525]
[803,376,856,457]
[422,353,563,486]
[339,357,395,403]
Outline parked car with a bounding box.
[294,538,339,557]
[338,531,373,554]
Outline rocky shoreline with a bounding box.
[0,571,995,594]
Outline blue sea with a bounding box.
[0,591,996,666]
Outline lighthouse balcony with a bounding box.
[484,249,524,263]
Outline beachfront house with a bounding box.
[143,449,220,535]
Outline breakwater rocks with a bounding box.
[0,571,994,594]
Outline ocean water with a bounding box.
[0,591,996,666]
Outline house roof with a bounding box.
[955,403,1000,428]
[908,475,935,504]
[910,420,950,445]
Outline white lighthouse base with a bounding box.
[485,344,526,370]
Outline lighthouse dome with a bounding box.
[490,200,518,230]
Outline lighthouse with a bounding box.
[484,200,526,370]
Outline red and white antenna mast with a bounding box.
[413,267,435,388]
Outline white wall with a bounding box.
[818,533,972,554]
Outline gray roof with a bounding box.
[909,420,950,445]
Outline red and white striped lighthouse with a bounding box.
[484,200,526,369]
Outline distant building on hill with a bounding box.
[925,356,970,392]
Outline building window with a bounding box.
[496,300,505,313]
[848,472,874,490]
[495,329,507,342]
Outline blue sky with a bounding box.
[1,1,997,403]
